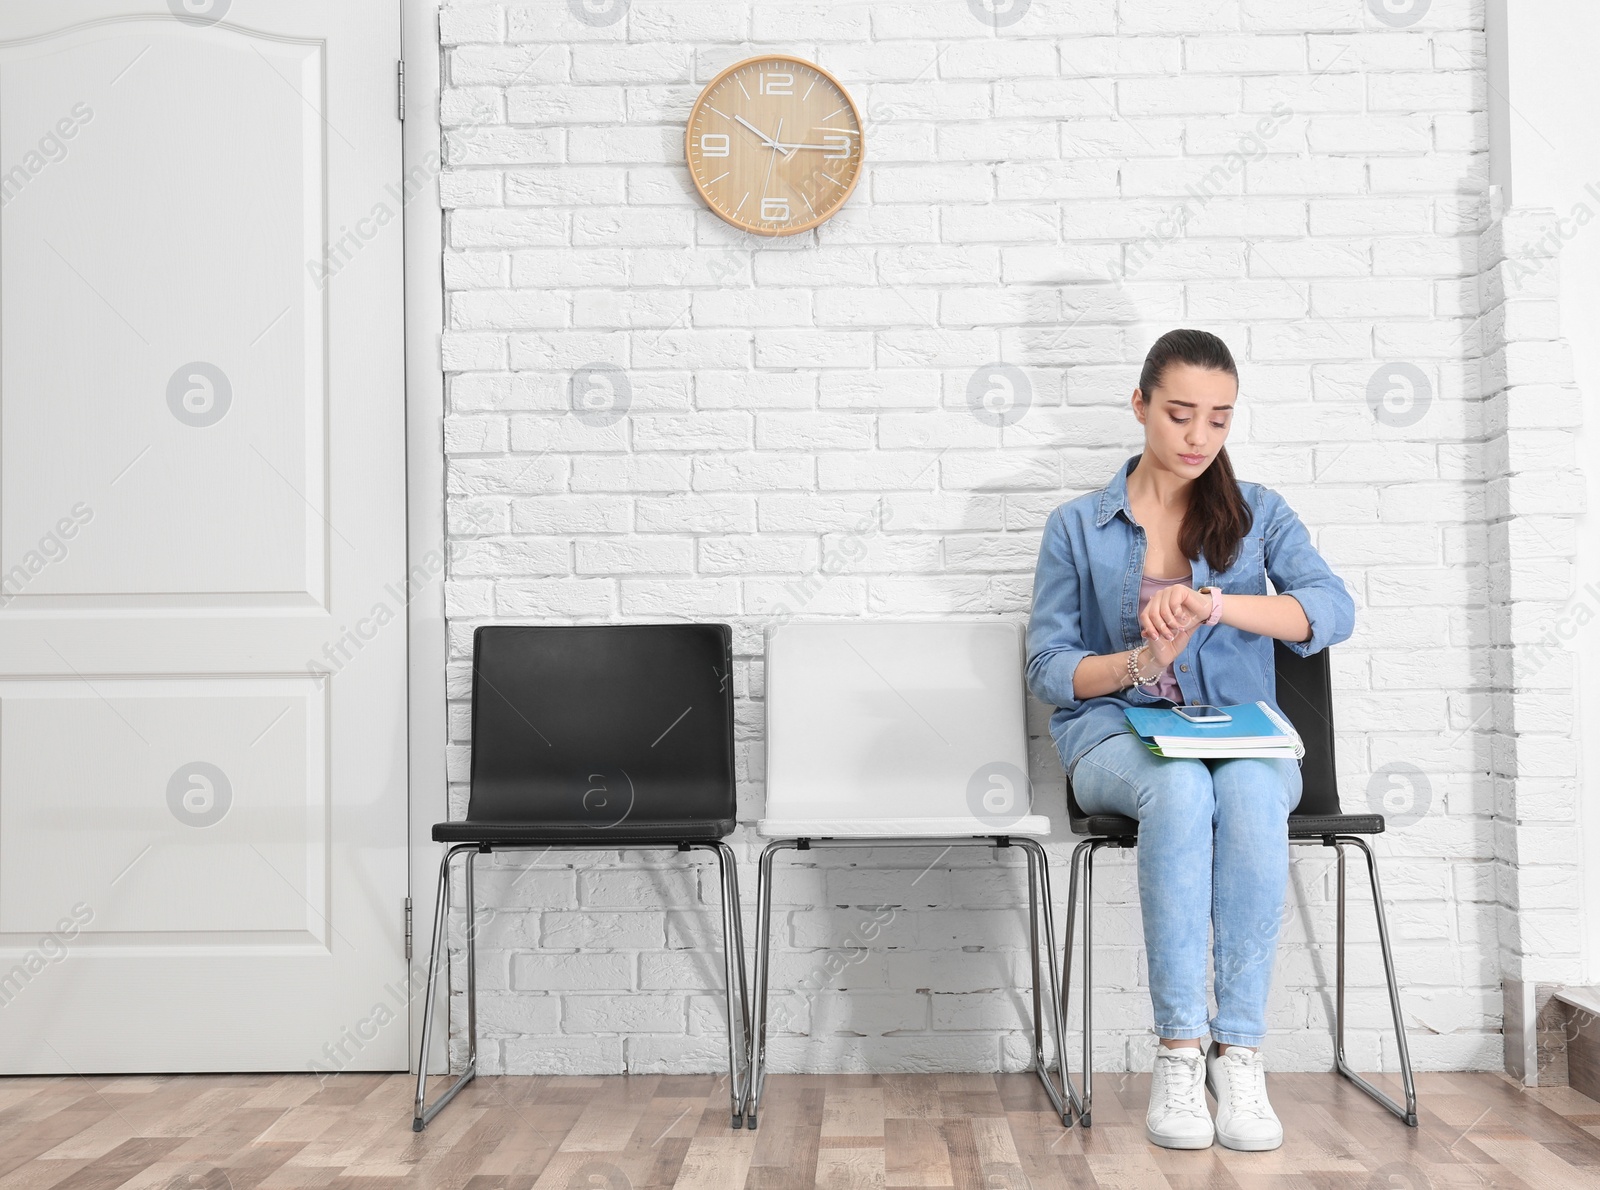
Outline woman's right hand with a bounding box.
[1140,613,1199,670]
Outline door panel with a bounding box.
[0,1,407,1072]
[0,679,324,939]
[1,24,324,602]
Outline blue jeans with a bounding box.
[1069,731,1303,1047]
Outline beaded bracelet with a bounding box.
[1124,643,1164,692]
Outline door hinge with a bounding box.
[404,896,413,960]
[397,59,406,122]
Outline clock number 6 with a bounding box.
[761,197,790,222]
[759,72,793,96]
[700,133,730,157]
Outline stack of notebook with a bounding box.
[1124,701,1304,759]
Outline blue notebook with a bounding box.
[1124,701,1304,759]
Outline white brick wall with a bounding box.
[1479,204,1586,997]
[435,0,1532,1076]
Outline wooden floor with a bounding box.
[0,1069,1596,1189]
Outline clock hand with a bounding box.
[780,139,851,163]
[733,113,780,147]
[759,118,783,213]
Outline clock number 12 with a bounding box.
[759,71,793,96]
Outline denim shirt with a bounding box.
[1025,453,1356,781]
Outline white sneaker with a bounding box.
[1146,1046,1214,1149]
[1205,1042,1283,1151]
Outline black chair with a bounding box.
[1059,640,1418,1128]
[413,623,750,1131]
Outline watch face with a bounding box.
[685,56,864,236]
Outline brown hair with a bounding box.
[1136,329,1254,573]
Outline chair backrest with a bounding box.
[467,623,735,826]
[1272,640,1341,818]
[763,619,1031,824]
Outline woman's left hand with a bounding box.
[1141,584,1212,643]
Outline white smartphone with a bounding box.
[1174,704,1231,724]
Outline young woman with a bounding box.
[1024,329,1355,1152]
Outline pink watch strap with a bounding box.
[1204,586,1224,626]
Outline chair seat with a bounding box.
[1289,813,1384,836]
[432,818,734,845]
[757,813,1051,839]
[1068,812,1139,838]
[1066,811,1386,839]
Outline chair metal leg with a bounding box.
[726,844,752,1077]
[1027,845,1044,1069]
[710,841,750,1128]
[1017,839,1072,1126]
[741,836,1074,1131]
[411,838,755,1134]
[1332,835,1419,1126]
[413,844,480,1131]
[1057,838,1097,1123]
[1336,842,1346,1074]
[744,840,786,1129]
[1080,842,1097,1125]
[1052,830,1416,1134]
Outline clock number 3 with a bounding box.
[759,71,793,96]
[822,133,852,159]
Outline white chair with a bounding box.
[744,618,1071,1128]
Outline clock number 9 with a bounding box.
[759,72,793,96]
[700,133,730,158]
[761,197,790,222]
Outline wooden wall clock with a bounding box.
[685,55,864,237]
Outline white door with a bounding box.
[0,0,409,1072]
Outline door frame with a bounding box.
[402,0,448,1075]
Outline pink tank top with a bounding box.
[1136,569,1190,704]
